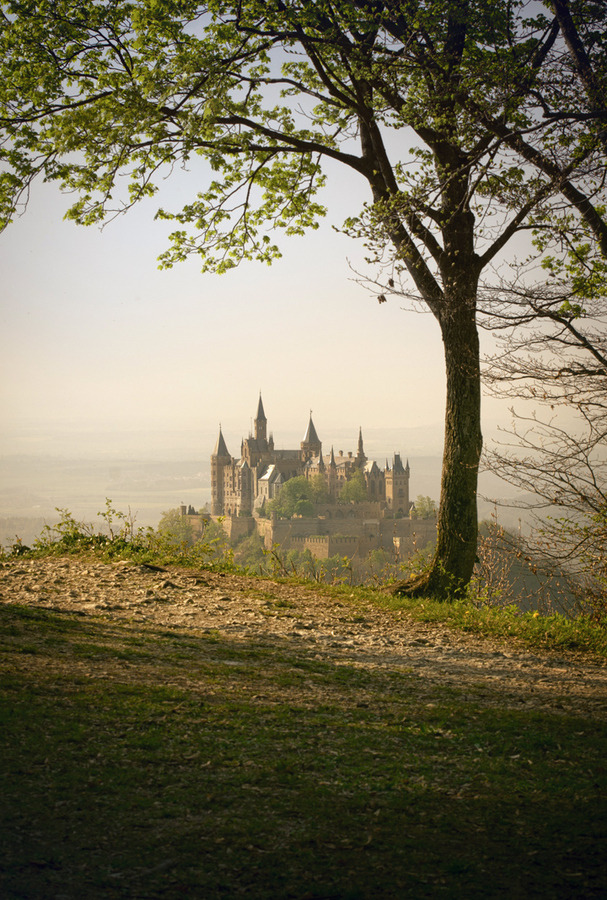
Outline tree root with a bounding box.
[385,573,433,598]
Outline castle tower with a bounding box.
[254,394,267,446]
[301,412,322,461]
[356,427,367,468]
[211,427,231,515]
[385,452,410,514]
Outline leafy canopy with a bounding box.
[0,0,580,289]
[339,472,367,503]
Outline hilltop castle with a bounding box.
[211,395,411,518]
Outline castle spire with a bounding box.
[213,426,230,458]
[254,393,267,444]
[256,392,266,423]
[356,426,367,466]
[301,412,322,461]
[302,412,320,445]
[393,453,405,473]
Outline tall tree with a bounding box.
[1,0,602,596]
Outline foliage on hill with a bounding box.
[339,472,368,503]
[267,475,329,518]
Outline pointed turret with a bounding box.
[302,413,320,446]
[356,426,367,467]
[254,393,267,444]
[301,412,321,461]
[213,427,230,459]
[256,393,266,422]
[211,427,231,515]
[393,453,406,473]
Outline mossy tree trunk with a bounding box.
[431,299,482,596]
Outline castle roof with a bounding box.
[302,414,320,445]
[256,393,266,422]
[271,449,301,460]
[213,428,230,458]
[392,453,407,474]
[258,464,284,485]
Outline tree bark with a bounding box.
[434,301,482,593]
[392,292,482,599]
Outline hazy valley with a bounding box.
[1,447,526,550]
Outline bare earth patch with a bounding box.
[2,556,605,718]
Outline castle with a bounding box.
[199,396,436,561]
[211,395,410,517]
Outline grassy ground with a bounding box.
[1,595,606,899]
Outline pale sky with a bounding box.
[1,151,516,466]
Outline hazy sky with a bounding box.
[1,151,515,464]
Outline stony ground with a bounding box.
[1,555,606,719]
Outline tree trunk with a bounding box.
[394,298,482,599]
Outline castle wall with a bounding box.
[313,501,383,519]
[185,508,436,562]
[213,514,256,543]
[290,534,361,559]
[388,518,437,555]
[252,512,436,559]
[255,516,293,550]
[183,513,209,540]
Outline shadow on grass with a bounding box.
[1,603,606,899]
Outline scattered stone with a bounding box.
[0,555,605,717]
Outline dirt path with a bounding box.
[2,556,606,718]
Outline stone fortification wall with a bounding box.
[189,508,437,561]
[214,515,256,543]
[255,512,436,559]
[312,502,383,520]
[388,518,437,554]
[290,534,360,560]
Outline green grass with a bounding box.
[1,600,606,899]
[372,589,607,657]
